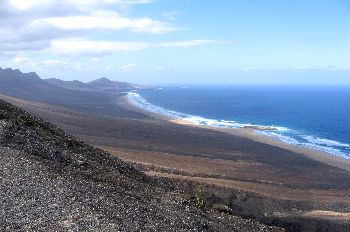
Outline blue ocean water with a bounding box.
[128,86,350,159]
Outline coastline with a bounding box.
[123,93,350,172]
[173,119,350,172]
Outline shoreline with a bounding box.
[172,119,350,172]
[123,93,350,172]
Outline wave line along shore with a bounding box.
[125,91,350,172]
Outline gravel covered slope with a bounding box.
[0,99,282,231]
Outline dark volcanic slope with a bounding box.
[0,99,281,231]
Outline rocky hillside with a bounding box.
[0,99,282,231]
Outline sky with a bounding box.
[0,0,349,85]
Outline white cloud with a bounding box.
[119,63,138,71]
[10,53,89,70]
[0,0,231,63]
[9,0,54,10]
[49,39,150,56]
[8,0,153,11]
[39,10,177,33]
[1,37,230,57]
[0,40,50,51]
[13,53,33,65]
[48,39,231,56]
[0,0,175,54]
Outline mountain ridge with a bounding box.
[0,67,139,92]
[0,67,147,118]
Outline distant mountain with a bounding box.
[46,76,144,92]
[88,77,143,92]
[45,78,91,91]
[0,67,68,102]
[88,77,113,86]
[0,67,146,118]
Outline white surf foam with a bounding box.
[128,92,285,130]
[257,132,350,159]
[256,131,300,145]
[300,143,349,159]
[127,92,184,119]
[303,136,350,148]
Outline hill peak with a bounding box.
[89,77,112,84]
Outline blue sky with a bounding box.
[0,0,349,84]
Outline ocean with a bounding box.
[128,85,350,160]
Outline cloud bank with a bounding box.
[0,0,227,56]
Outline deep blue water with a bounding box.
[128,86,350,159]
